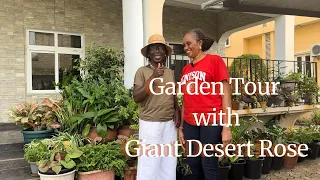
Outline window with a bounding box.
[295,54,313,77]
[167,43,190,82]
[225,37,230,47]
[27,30,84,93]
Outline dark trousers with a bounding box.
[183,121,223,180]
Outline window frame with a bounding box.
[26,29,84,94]
[225,37,230,47]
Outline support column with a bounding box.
[142,0,165,45]
[122,0,144,88]
[275,15,295,75]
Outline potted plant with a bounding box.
[24,140,51,177]
[37,133,84,180]
[280,72,301,93]
[118,134,139,180]
[231,95,240,110]
[258,94,269,109]
[7,99,61,144]
[265,124,286,170]
[218,156,231,180]
[298,75,319,105]
[117,87,139,138]
[75,141,128,180]
[228,155,246,180]
[243,143,264,179]
[282,130,300,169]
[311,112,320,125]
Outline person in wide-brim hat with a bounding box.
[133,34,180,180]
[141,34,172,58]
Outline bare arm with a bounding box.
[133,76,155,103]
[221,80,232,125]
[221,79,232,146]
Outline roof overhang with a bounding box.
[202,0,320,18]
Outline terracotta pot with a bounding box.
[283,156,298,169]
[124,167,137,180]
[88,126,118,142]
[232,102,239,110]
[118,125,136,138]
[77,170,115,180]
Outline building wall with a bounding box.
[0,0,123,123]
[244,35,263,58]
[295,21,320,53]
[225,16,320,58]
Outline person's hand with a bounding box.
[178,128,185,153]
[173,110,181,128]
[221,127,232,147]
[152,63,165,78]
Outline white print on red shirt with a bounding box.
[180,71,206,84]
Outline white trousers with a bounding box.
[137,119,177,180]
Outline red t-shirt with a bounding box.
[180,54,230,126]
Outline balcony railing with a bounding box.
[223,57,318,82]
[167,54,318,83]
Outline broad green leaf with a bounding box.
[97,108,116,117]
[82,111,96,119]
[52,165,62,175]
[60,160,76,169]
[104,117,120,123]
[82,124,91,137]
[97,123,107,137]
[77,88,91,99]
[68,149,83,158]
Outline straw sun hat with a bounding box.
[141,34,173,58]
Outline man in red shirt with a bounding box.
[178,29,232,180]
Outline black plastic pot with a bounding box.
[298,148,311,163]
[308,143,320,159]
[262,157,272,174]
[219,165,231,180]
[244,157,264,179]
[271,157,283,170]
[228,159,246,180]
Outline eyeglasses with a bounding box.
[149,45,166,52]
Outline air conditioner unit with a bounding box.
[311,44,320,57]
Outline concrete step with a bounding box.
[0,143,24,152]
[0,150,29,170]
[0,166,39,180]
[0,123,24,145]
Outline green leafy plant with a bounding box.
[80,43,124,81]
[228,54,269,81]
[8,99,61,131]
[312,111,320,125]
[36,132,84,175]
[24,140,51,163]
[75,141,129,177]
[298,74,319,104]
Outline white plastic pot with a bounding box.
[38,170,75,180]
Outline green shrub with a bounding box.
[75,142,128,177]
[228,54,269,81]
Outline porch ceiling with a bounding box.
[164,0,273,42]
[202,0,320,18]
